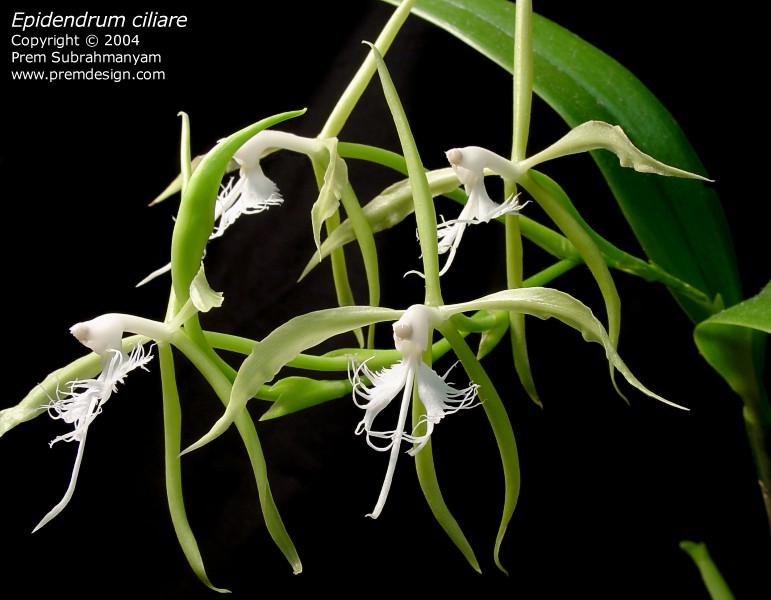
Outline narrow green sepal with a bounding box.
[170,109,306,308]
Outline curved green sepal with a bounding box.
[476,310,509,360]
[441,288,685,410]
[509,312,542,408]
[159,343,229,593]
[170,331,302,574]
[170,109,306,308]
[367,41,443,304]
[182,306,402,455]
[413,436,481,573]
[520,120,710,181]
[234,409,303,574]
[439,325,518,573]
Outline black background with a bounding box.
[3,2,769,598]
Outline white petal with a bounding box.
[406,362,480,456]
[211,167,282,240]
[350,359,410,448]
[238,163,283,213]
[33,399,96,532]
[367,362,416,519]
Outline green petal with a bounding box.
[442,287,686,409]
[520,121,711,181]
[189,264,224,313]
[310,141,349,255]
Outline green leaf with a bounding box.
[694,282,769,401]
[694,282,771,523]
[382,0,740,322]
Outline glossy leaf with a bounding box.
[694,282,771,527]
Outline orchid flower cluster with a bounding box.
[1,0,718,593]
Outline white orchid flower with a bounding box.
[212,129,347,252]
[34,266,222,531]
[34,316,156,532]
[210,161,283,240]
[439,147,527,275]
[349,304,479,518]
[439,121,710,276]
[138,130,347,286]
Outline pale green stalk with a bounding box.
[319,0,417,139]
[680,541,736,600]
[312,0,416,342]
[507,0,540,406]
[511,0,533,163]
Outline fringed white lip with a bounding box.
[438,146,527,275]
[349,305,479,519]
[34,342,153,532]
